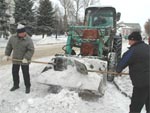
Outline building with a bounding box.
[118,22,141,39]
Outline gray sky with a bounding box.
[100,0,149,30]
[53,0,149,30]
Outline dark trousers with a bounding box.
[129,86,149,113]
[12,64,31,88]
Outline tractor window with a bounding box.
[85,8,115,27]
[93,16,107,26]
[92,12,114,27]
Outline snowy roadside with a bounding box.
[0,56,146,113]
[0,60,130,113]
[0,35,67,64]
[0,35,67,48]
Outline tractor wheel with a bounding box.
[113,35,122,63]
[107,35,122,82]
[107,52,116,82]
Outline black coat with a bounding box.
[116,41,150,87]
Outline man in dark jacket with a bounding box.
[116,31,150,113]
[4,24,34,94]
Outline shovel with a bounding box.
[11,58,56,65]
[74,60,128,75]
[12,58,68,72]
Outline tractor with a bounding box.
[39,6,122,96]
[64,6,122,81]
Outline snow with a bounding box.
[0,35,146,113]
[32,35,67,45]
[0,37,8,48]
[38,57,107,92]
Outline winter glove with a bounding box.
[22,58,28,63]
[3,56,10,61]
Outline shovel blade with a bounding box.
[74,60,88,75]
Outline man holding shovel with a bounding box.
[3,24,34,94]
[116,31,150,113]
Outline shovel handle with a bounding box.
[87,70,128,75]
[30,60,54,65]
[11,58,54,65]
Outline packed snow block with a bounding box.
[37,58,107,93]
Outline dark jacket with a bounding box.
[116,41,150,87]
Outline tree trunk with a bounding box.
[42,34,45,38]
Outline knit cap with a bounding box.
[17,24,26,33]
[128,31,142,41]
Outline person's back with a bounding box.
[128,41,150,87]
[116,31,150,113]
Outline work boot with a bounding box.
[25,87,30,94]
[10,86,19,91]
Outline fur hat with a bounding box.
[17,24,26,33]
[128,31,142,41]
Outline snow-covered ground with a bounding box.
[0,35,146,113]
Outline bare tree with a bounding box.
[72,0,84,24]
[59,0,91,26]
[83,0,90,10]
[59,0,73,31]
[53,4,65,35]
[144,19,150,37]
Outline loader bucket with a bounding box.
[53,57,67,71]
[41,57,68,73]
[38,57,108,96]
[74,60,88,75]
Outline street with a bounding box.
[0,43,65,65]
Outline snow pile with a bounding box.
[114,75,133,96]
[17,89,81,113]
[0,35,146,113]
[38,57,107,93]
[0,59,146,113]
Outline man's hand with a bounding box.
[22,58,28,63]
[3,56,9,61]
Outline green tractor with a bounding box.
[64,6,122,81]
[39,6,122,96]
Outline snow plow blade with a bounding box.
[74,60,128,75]
[37,56,108,95]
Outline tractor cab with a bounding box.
[65,6,121,58]
[84,6,120,28]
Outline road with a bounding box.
[32,43,65,59]
[0,43,65,65]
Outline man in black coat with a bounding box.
[116,31,150,113]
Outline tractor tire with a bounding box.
[107,52,116,82]
[113,35,122,63]
[107,35,122,82]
